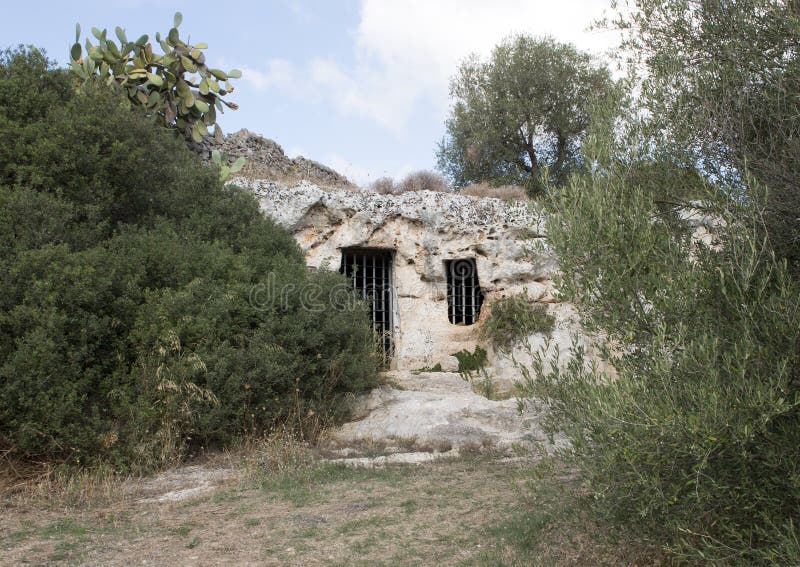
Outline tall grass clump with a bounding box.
[0,47,380,474]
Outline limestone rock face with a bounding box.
[330,371,563,454]
[238,179,563,372]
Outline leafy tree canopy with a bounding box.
[436,35,616,195]
[0,47,379,472]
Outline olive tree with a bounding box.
[436,35,615,195]
[516,2,800,561]
[611,0,800,272]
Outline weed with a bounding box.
[400,498,418,515]
[170,523,194,537]
[415,362,443,373]
[186,536,201,549]
[452,346,497,400]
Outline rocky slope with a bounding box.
[195,129,353,188]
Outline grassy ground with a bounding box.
[0,454,662,566]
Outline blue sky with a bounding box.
[1,1,620,186]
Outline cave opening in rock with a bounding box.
[340,248,394,364]
[446,258,484,325]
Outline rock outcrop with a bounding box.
[195,129,353,188]
[329,370,565,456]
[237,179,572,376]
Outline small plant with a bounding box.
[211,150,246,182]
[370,176,396,194]
[396,170,451,193]
[415,362,443,373]
[452,346,496,399]
[480,294,555,354]
[369,171,451,195]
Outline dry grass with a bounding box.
[1,433,666,566]
[0,451,665,566]
[1,457,129,510]
[460,182,528,201]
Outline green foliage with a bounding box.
[0,48,379,472]
[452,346,495,399]
[437,35,616,195]
[211,150,246,182]
[610,0,800,273]
[69,13,240,142]
[452,346,488,378]
[519,105,800,561]
[480,294,554,354]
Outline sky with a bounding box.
[1,1,622,186]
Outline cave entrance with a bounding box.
[340,248,394,365]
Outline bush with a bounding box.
[0,48,379,472]
[460,182,528,202]
[370,176,396,195]
[480,294,554,354]
[520,150,800,562]
[396,170,450,193]
[368,171,450,195]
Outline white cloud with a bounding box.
[241,58,301,93]
[343,0,621,130]
[243,1,621,134]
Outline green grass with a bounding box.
[462,457,664,566]
[169,523,194,537]
[258,462,411,506]
[40,518,88,539]
[399,498,418,515]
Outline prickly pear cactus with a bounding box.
[211,150,246,182]
[69,12,241,143]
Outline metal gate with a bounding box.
[340,248,394,364]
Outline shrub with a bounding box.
[460,182,528,202]
[369,171,451,195]
[480,294,554,354]
[452,346,495,399]
[370,176,396,195]
[520,148,800,562]
[0,48,379,472]
[396,170,450,193]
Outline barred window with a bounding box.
[340,248,394,364]
[445,258,484,325]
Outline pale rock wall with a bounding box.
[236,179,571,376]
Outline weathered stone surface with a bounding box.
[330,371,562,454]
[238,179,561,371]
